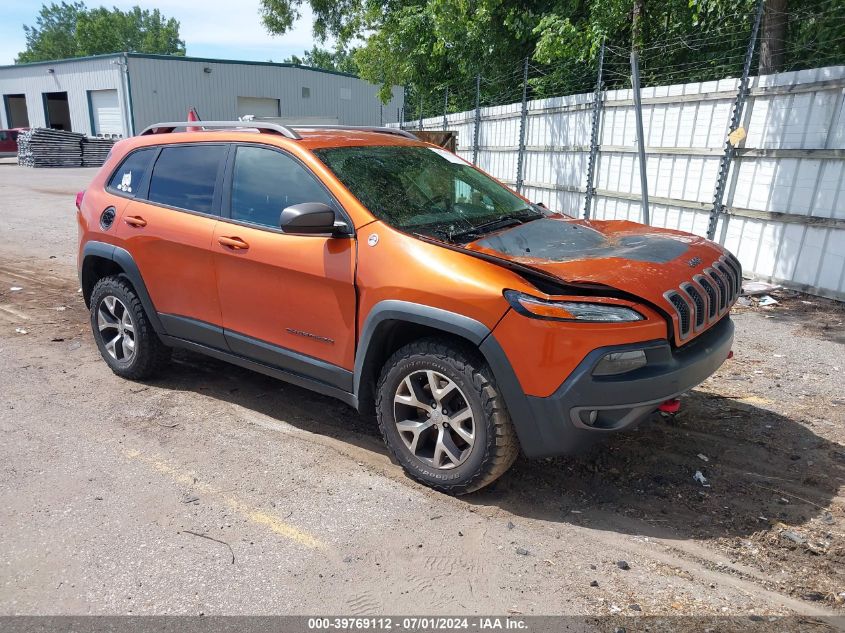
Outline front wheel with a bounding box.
[375,339,519,494]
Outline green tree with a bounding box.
[284,45,360,74]
[18,1,85,63]
[16,2,185,63]
[259,0,845,112]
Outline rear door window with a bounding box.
[107,147,157,197]
[148,145,227,214]
[229,145,333,229]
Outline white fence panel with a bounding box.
[399,65,845,300]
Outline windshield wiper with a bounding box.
[448,210,542,242]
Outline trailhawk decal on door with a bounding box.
[286,328,335,344]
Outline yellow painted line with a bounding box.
[122,448,327,551]
[239,506,325,550]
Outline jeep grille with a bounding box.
[664,255,742,343]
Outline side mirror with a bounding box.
[279,202,349,236]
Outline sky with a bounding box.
[0,0,330,65]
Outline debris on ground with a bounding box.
[758,295,779,307]
[181,530,235,564]
[10,286,23,291]
[616,560,630,570]
[515,547,529,556]
[590,580,599,587]
[14,327,28,334]
[693,470,709,486]
[742,280,779,296]
[781,530,806,545]
[697,453,709,462]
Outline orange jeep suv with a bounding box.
[77,121,738,494]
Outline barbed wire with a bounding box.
[401,2,844,125]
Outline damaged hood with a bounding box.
[464,216,728,300]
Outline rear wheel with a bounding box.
[376,338,519,494]
[90,276,170,380]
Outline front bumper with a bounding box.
[485,317,734,458]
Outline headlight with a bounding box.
[504,290,644,322]
[593,350,648,376]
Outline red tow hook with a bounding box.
[658,398,681,413]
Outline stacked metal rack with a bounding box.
[81,137,117,167]
[17,129,117,168]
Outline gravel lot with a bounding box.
[1,162,843,626]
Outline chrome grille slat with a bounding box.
[715,261,736,302]
[667,292,691,337]
[724,255,743,295]
[681,283,705,328]
[696,275,718,319]
[708,268,728,311]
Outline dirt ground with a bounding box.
[0,162,843,626]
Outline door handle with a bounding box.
[124,215,147,228]
[218,236,249,250]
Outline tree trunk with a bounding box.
[759,0,787,75]
[632,0,644,53]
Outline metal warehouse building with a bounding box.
[0,53,404,138]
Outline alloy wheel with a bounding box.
[393,369,475,469]
[97,295,136,362]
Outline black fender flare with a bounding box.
[80,241,165,335]
[354,300,541,454]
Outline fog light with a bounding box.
[580,409,599,426]
[593,350,647,376]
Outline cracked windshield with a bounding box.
[315,145,545,242]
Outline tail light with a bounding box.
[75,190,85,211]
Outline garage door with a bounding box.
[237,96,281,118]
[89,89,122,136]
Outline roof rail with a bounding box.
[139,121,301,140]
[138,121,419,141]
[289,125,418,140]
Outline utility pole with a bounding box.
[630,50,650,225]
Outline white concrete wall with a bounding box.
[402,65,845,300]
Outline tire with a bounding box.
[89,275,170,380]
[375,338,519,494]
